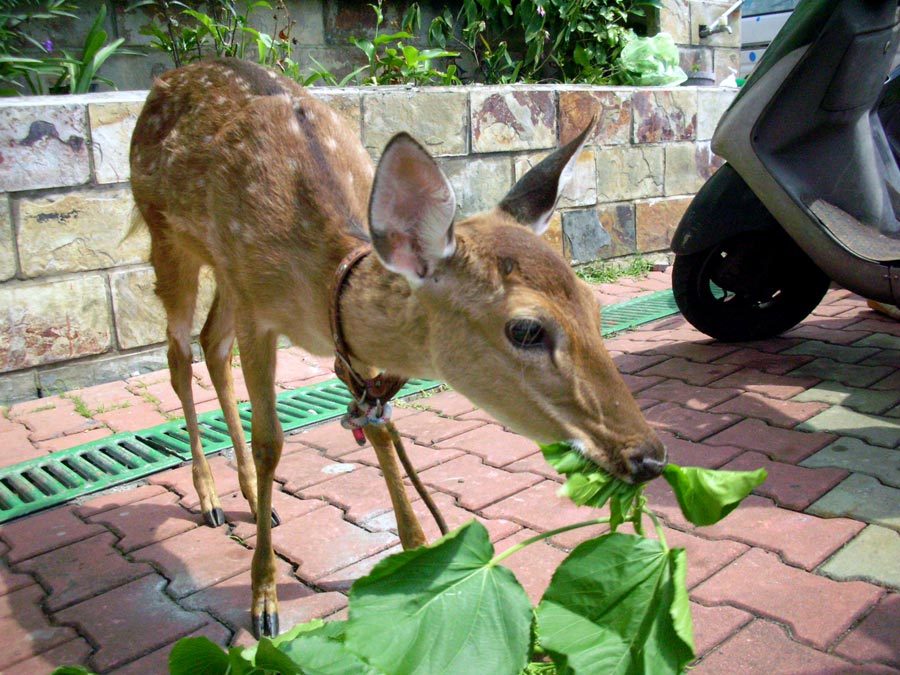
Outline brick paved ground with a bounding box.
[0,270,898,673]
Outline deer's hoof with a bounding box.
[204,507,226,528]
[271,508,282,528]
[253,609,279,639]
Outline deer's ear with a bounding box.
[368,133,457,284]
[497,119,595,235]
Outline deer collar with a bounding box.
[330,246,408,443]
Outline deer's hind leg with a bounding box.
[199,289,280,527]
[150,234,225,527]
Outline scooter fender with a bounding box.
[671,163,780,256]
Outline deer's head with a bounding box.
[366,123,666,483]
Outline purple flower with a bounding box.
[41,39,54,52]
[537,5,545,16]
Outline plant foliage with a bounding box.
[53,442,765,675]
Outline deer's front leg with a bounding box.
[238,327,283,638]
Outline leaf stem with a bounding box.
[642,507,668,550]
[489,517,611,566]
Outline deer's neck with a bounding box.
[338,255,434,379]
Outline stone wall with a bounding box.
[0,83,737,403]
[23,0,740,92]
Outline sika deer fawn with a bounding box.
[130,58,666,637]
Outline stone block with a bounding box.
[309,89,362,136]
[0,196,14,281]
[679,47,714,78]
[0,370,38,406]
[819,525,900,590]
[664,141,724,195]
[440,155,513,217]
[595,145,664,202]
[635,196,693,252]
[563,203,635,263]
[89,99,145,183]
[363,89,468,158]
[514,148,596,208]
[808,473,900,530]
[714,48,741,83]
[36,346,168,397]
[632,89,697,143]
[16,187,148,277]
[0,274,111,373]
[111,266,216,350]
[542,212,564,258]
[559,89,631,146]
[0,101,90,191]
[691,1,741,48]
[659,0,691,44]
[471,88,556,153]
[286,0,326,44]
[697,87,737,140]
[93,53,171,93]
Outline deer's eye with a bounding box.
[505,319,548,349]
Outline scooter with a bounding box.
[671,0,900,342]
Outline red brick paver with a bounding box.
[834,594,900,668]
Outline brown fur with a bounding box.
[130,58,663,637]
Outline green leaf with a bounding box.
[255,638,303,674]
[662,464,767,526]
[540,442,641,510]
[280,632,380,675]
[168,637,229,675]
[536,533,694,674]
[346,521,532,675]
[51,668,97,675]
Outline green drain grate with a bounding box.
[0,289,680,524]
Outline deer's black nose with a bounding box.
[628,438,667,483]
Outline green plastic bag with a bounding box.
[619,31,688,86]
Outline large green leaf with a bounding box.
[662,464,767,526]
[168,637,229,675]
[541,442,641,511]
[345,521,532,675]
[536,533,694,674]
[280,632,381,675]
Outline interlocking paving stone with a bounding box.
[16,531,154,610]
[257,505,397,583]
[641,358,742,386]
[343,441,463,473]
[704,418,836,463]
[652,341,741,363]
[297,466,398,525]
[819,525,900,590]
[719,451,848,510]
[2,637,92,675]
[434,424,538,467]
[86,490,200,553]
[834,594,900,668]
[790,357,893,388]
[0,506,106,564]
[655,526,749,589]
[644,402,740,442]
[709,392,828,428]
[639,380,741,410]
[93,402,168,433]
[798,406,900,448]
[365,491,520,546]
[481,480,610,550]
[710,347,815,375]
[801,437,900,488]
[394,410,485,445]
[792,381,900,415]
[654,432,745,469]
[609,352,670,374]
[859,349,900,368]
[420,455,542,511]
[225,489,325,541]
[315,544,403,592]
[689,603,753,658]
[873,370,900,391]
[691,548,883,650]
[288,422,372,459]
[706,368,821,400]
[854,333,900,350]
[182,558,347,634]
[36,426,112,453]
[149,455,243,509]
[808,474,900,531]
[783,340,881,364]
[12,398,100,441]
[414,389,476,417]
[503,451,565,481]
[620,373,666,394]
[53,574,209,672]
[132,526,254,598]
[786,324,873,345]
[73,484,168,519]
[0,561,34,596]
[274,447,354,494]
[112,621,232,675]
[692,495,865,570]
[691,620,868,674]
[493,528,569,603]
[0,585,78,670]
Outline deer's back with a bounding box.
[130,59,375,341]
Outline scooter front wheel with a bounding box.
[672,232,831,342]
